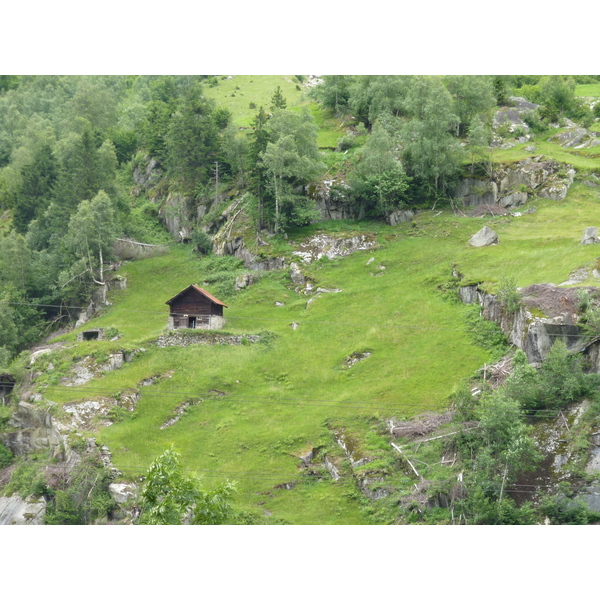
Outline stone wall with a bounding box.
[154,331,263,348]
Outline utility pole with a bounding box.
[214,161,219,206]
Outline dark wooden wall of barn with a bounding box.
[169,289,223,317]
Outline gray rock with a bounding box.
[387,209,414,226]
[235,273,254,290]
[455,179,497,206]
[0,494,46,525]
[108,483,138,504]
[469,226,498,247]
[581,227,599,245]
[289,262,306,285]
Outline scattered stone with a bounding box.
[581,227,599,245]
[290,322,299,330]
[275,301,284,307]
[366,257,374,265]
[289,262,306,285]
[343,352,371,368]
[469,226,498,247]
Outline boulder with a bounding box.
[387,209,414,226]
[108,483,138,504]
[581,227,599,245]
[469,226,498,247]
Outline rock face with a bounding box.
[1,402,65,459]
[459,282,600,368]
[454,157,575,210]
[469,226,498,247]
[387,209,415,226]
[0,494,46,525]
[581,227,599,245]
[307,178,354,221]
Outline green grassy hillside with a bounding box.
[34,179,600,524]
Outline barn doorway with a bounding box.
[83,330,100,340]
[188,316,197,329]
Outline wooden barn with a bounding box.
[166,285,227,330]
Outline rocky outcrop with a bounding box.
[113,238,168,261]
[387,209,415,226]
[307,178,354,221]
[459,282,600,368]
[469,226,498,247]
[1,402,66,459]
[549,127,600,150]
[0,494,46,525]
[455,157,575,210]
[132,157,163,192]
[292,233,378,264]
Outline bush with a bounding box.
[464,305,509,361]
[498,276,521,313]
[4,460,48,498]
[0,441,12,469]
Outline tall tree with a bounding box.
[270,86,287,111]
[166,86,228,189]
[12,142,58,233]
[444,75,496,137]
[247,106,271,228]
[260,109,323,231]
[65,190,117,285]
[402,77,464,196]
[349,121,410,217]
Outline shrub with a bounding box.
[498,276,521,313]
[464,305,509,361]
[0,441,12,469]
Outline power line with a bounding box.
[43,385,594,417]
[8,301,600,337]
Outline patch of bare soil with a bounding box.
[469,204,509,217]
[520,283,600,319]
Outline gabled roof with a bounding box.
[165,284,228,308]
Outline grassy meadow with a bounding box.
[36,177,600,523]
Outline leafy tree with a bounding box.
[466,115,493,176]
[260,109,323,231]
[348,75,411,126]
[402,77,464,196]
[138,445,235,525]
[349,121,410,217]
[222,123,248,187]
[539,75,576,117]
[65,190,118,285]
[53,125,117,210]
[444,75,496,137]
[310,75,353,115]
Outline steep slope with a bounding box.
[13,179,599,523]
